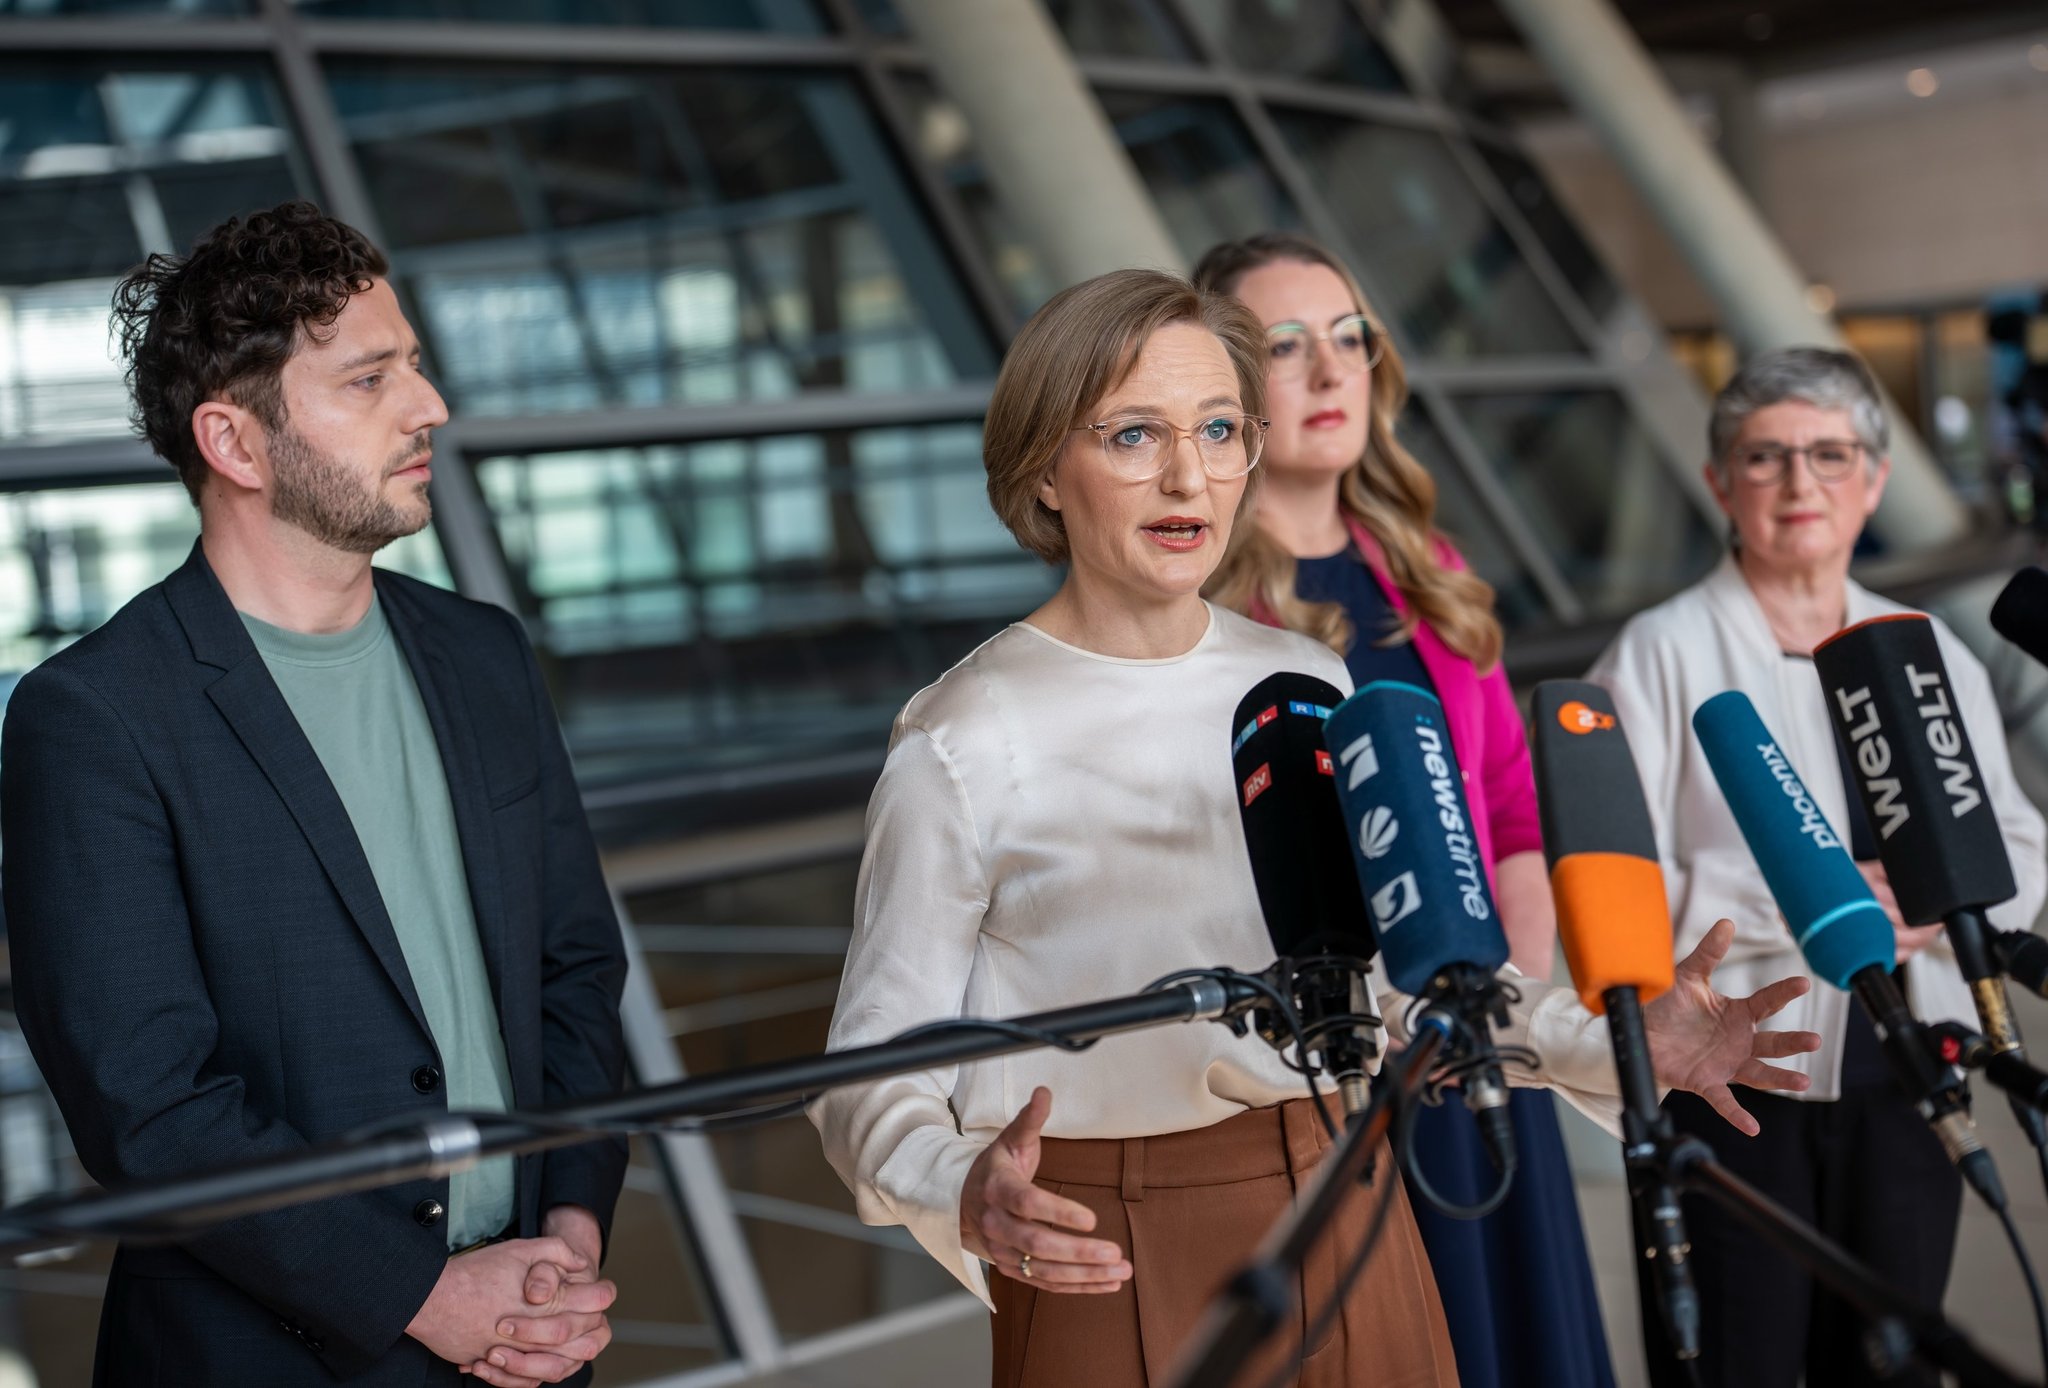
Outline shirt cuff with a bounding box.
[1517,980,1625,1139]
[872,1123,995,1310]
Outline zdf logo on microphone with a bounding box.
[1359,806,1399,859]
[1557,700,1616,735]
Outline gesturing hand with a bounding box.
[1642,919,1823,1137]
[959,1087,1131,1294]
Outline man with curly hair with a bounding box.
[0,201,629,1387]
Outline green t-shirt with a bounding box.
[241,596,516,1250]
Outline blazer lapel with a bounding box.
[377,579,524,1083]
[166,545,434,1041]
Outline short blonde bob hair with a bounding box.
[984,267,1267,564]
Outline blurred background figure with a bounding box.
[2,0,2047,1384]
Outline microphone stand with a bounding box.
[1927,1021,2048,1112]
[1169,1009,1454,1388]
[1946,906,2048,1194]
[0,973,1273,1261]
[1641,1131,2034,1388]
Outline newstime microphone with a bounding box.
[1814,615,2045,1129]
[1323,679,1516,1176]
[1231,672,1380,1112]
[1692,691,2006,1213]
[1529,681,1698,1363]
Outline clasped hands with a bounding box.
[959,918,1825,1294]
[408,1205,616,1387]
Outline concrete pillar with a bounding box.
[1492,0,1968,551]
[891,0,1184,289]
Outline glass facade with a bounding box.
[0,2,1728,1384]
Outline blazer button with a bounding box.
[414,1199,445,1228]
[412,1065,442,1094]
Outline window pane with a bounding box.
[0,481,451,692]
[1396,408,1550,627]
[327,64,995,416]
[1273,110,1585,358]
[1450,391,1717,616]
[898,76,1299,316]
[0,0,250,14]
[629,859,963,1343]
[1179,0,1405,89]
[848,0,1192,55]
[0,64,307,444]
[1471,138,1619,322]
[471,424,1056,805]
[292,0,825,27]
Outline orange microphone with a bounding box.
[1531,680,1695,1362]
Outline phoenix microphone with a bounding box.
[1530,681,1698,1361]
[1813,615,2047,1152]
[1692,691,2006,1212]
[1231,672,1380,1111]
[1990,566,2048,670]
[1323,680,1515,1175]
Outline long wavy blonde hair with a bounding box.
[1193,233,1502,673]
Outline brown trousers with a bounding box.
[990,1098,1459,1388]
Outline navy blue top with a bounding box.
[1294,546,1434,694]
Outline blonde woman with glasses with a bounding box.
[1195,232,1616,1388]
[811,268,1821,1388]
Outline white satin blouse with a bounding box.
[810,603,1621,1306]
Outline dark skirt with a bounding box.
[1401,1088,1617,1388]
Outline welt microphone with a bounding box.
[1692,691,2007,1213]
[1323,679,1515,1175]
[1231,672,1380,1112]
[1530,681,1698,1361]
[1813,616,2033,1070]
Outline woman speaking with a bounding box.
[811,269,1821,1388]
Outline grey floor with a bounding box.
[765,992,2048,1388]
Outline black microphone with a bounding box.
[1995,929,2048,1000]
[1813,614,2048,1155]
[1323,679,1516,1176]
[1693,692,2007,1213]
[1990,566,2048,669]
[1231,672,1381,1113]
[1529,681,1700,1362]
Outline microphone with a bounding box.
[1231,672,1381,1113]
[1691,691,2006,1212]
[1990,566,2048,669]
[1812,615,2046,1150]
[1322,679,1515,1175]
[1529,681,1699,1361]
[1995,928,2048,1000]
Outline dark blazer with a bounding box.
[0,544,629,1385]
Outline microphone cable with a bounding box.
[1995,1198,2048,1381]
[1387,992,1537,1222]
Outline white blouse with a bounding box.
[1588,555,2048,1100]
[811,603,1622,1306]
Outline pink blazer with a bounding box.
[1253,517,1543,890]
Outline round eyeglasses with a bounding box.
[1266,314,1384,380]
[1729,440,1866,485]
[1073,413,1268,482]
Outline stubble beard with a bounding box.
[269,423,432,555]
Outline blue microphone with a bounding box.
[1692,691,2004,1211]
[1324,680,1515,1175]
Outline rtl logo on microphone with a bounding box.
[1242,762,1272,807]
